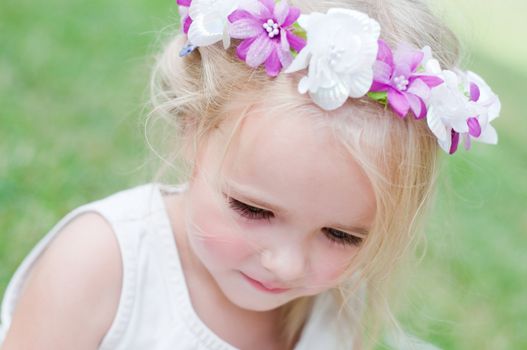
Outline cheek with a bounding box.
[308,248,357,290]
[186,191,255,268]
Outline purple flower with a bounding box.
[448,116,480,154]
[370,40,443,119]
[177,0,193,34]
[228,0,306,76]
[452,83,483,153]
[449,79,498,154]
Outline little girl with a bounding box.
[0,0,501,349]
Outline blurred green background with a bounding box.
[0,0,525,349]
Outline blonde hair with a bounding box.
[147,0,460,348]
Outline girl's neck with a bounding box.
[163,191,288,349]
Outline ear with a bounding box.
[178,138,198,183]
[180,136,196,166]
[181,134,208,183]
[180,117,232,184]
[176,116,201,182]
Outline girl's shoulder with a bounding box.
[0,183,185,349]
[0,210,123,349]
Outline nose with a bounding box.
[260,244,306,282]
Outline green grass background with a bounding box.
[1,0,525,349]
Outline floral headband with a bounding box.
[176,0,501,155]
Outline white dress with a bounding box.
[0,183,358,349]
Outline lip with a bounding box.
[241,273,290,294]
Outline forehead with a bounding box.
[216,106,376,227]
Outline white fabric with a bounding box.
[0,183,357,349]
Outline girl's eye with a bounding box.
[227,196,362,246]
[228,197,274,220]
[323,228,363,247]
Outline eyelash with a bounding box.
[322,228,363,247]
[227,197,363,247]
[228,197,274,221]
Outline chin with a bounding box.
[215,274,294,312]
[226,292,290,312]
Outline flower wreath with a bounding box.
[176,0,501,154]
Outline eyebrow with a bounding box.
[222,180,370,237]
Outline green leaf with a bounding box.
[367,91,388,106]
[290,23,307,58]
[292,22,307,41]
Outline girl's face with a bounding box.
[183,110,376,312]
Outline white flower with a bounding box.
[425,69,473,152]
[179,5,189,20]
[284,8,380,111]
[425,57,501,153]
[466,71,501,145]
[188,0,256,49]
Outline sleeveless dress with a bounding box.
[0,183,358,350]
